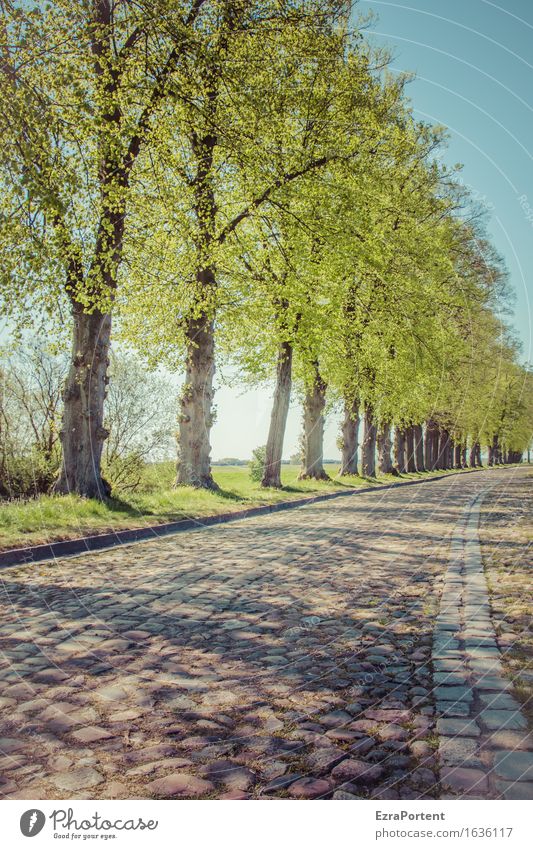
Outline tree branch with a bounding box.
[217,154,332,245]
[123,0,208,173]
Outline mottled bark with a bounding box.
[461,445,468,468]
[377,422,393,474]
[424,419,439,471]
[448,437,455,469]
[490,434,501,465]
[394,427,407,474]
[437,428,450,470]
[54,307,111,498]
[339,395,360,476]
[405,425,417,473]
[177,84,219,489]
[176,300,217,489]
[454,443,462,469]
[413,423,424,472]
[448,434,454,469]
[361,404,377,477]
[299,363,329,480]
[261,341,293,488]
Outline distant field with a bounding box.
[0,462,471,552]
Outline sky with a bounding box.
[210,0,533,461]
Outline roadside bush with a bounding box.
[0,448,59,499]
[103,353,177,494]
[103,451,147,494]
[0,346,64,498]
[249,445,266,482]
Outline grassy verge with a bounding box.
[0,462,474,552]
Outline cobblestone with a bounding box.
[0,468,531,799]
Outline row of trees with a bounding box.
[0,0,531,500]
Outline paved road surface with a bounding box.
[0,467,531,799]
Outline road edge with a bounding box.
[0,466,498,569]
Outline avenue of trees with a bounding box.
[0,0,531,501]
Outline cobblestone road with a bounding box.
[0,468,531,800]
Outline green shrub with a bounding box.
[249,445,266,482]
[0,449,59,499]
[103,451,147,494]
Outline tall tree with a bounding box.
[0,0,208,497]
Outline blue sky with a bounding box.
[215,0,533,459]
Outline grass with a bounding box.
[0,461,474,552]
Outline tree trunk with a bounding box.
[394,427,406,473]
[424,422,431,470]
[299,363,329,480]
[437,428,450,470]
[413,423,424,472]
[53,1,126,500]
[261,341,293,488]
[377,422,393,474]
[361,404,377,477]
[454,443,462,468]
[177,108,219,488]
[475,442,482,466]
[176,303,217,489]
[339,395,360,476]
[488,434,500,466]
[435,428,443,469]
[461,445,468,468]
[424,419,438,471]
[53,307,112,499]
[448,437,455,469]
[405,425,417,472]
[493,434,501,465]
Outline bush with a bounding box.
[102,451,147,494]
[0,345,64,499]
[0,449,59,499]
[249,445,266,482]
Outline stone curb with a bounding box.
[0,466,493,570]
